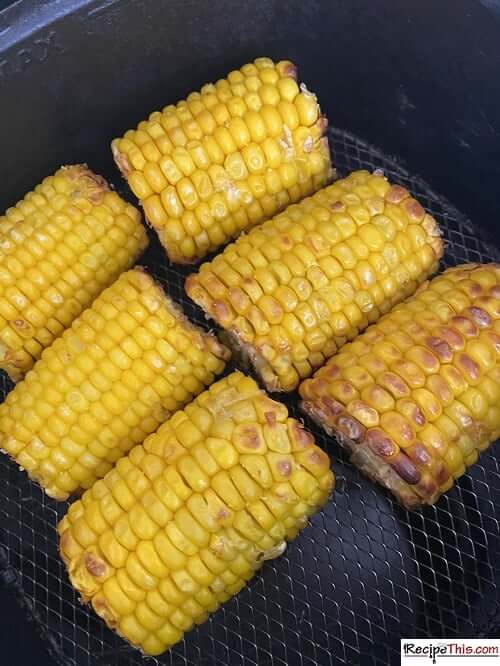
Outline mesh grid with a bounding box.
[1,128,500,666]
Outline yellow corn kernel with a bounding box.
[278,77,300,102]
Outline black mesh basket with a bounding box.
[1,128,500,666]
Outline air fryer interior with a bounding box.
[1,1,500,665]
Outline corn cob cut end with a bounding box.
[155,273,231,362]
[216,327,285,393]
[58,371,333,655]
[0,346,29,383]
[60,164,110,204]
[300,263,500,509]
[111,140,132,178]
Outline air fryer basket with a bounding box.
[0,128,499,666]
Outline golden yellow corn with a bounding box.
[111,58,331,263]
[186,170,444,392]
[58,371,333,655]
[300,263,500,509]
[0,165,148,381]
[0,268,229,500]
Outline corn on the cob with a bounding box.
[0,268,229,500]
[186,170,443,392]
[0,165,148,381]
[58,371,333,655]
[111,57,331,263]
[300,263,500,509]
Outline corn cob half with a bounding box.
[112,57,331,263]
[0,268,229,500]
[0,165,148,381]
[58,371,333,655]
[186,170,443,392]
[300,263,500,509]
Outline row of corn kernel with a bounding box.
[0,269,228,499]
[127,112,327,194]
[59,372,333,655]
[0,168,146,378]
[300,264,500,505]
[187,170,442,391]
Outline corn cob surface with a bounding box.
[112,57,331,263]
[300,263,500,509]
[0,268,229,500]
[58,371,334,656]
[0,165,148,381]
[186,169,444,392]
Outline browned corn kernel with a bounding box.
[187,171,443,391]
[300,263,500,509]
[112,58,331,263]
[0,165,148,380]
[58,371,333,655]
[0,268,229,499]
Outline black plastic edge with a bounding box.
[0,0,96,52]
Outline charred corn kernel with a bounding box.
[59,371,333,655]
[187,171,443,391]
[0,166,147,380]
[112,58,331,263]
[0,269,229,499]
[300,263,500,509]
